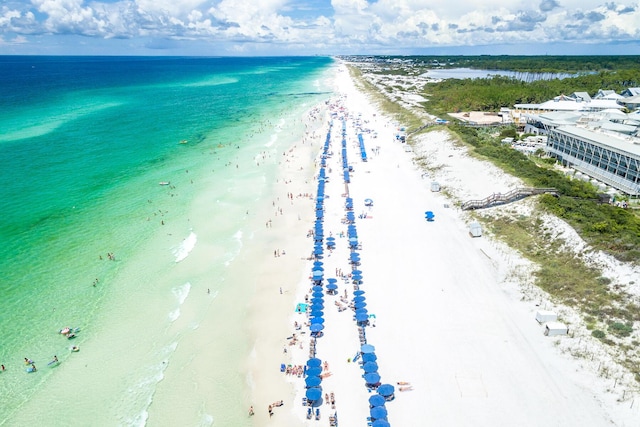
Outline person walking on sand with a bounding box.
[268,405,273,417]
[248,406,254,416]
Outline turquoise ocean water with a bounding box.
[0,56,333,425]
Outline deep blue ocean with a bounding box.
[0,56,333,425]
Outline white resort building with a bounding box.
[512,89,640,196]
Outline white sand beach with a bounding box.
[243,62,640,427]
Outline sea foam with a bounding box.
[172,231,197,263]
[168,282,192,322]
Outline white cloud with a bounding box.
[0,0,636,53]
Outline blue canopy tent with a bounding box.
[310,323,324,333]
[313,261,324,268]
[361,344,375,353]
[370,406,387,420]
[364,372,381,385]
[306,387,322,401]
[310,304,324,312]
[305,375,322,388]
[307,358,322,367]
[362,352,377,362]
[312,285,323,292]
[306,366,322,377]
[312,291,324,298]
[363,361,378,373]
[368,394,385,407]
[378,384,395,399]
[356,312,370,323]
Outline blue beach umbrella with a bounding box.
[310,302,324,310]
[355,302,367,309]
[378,384,395,397]
[364,372,381,385]
[311,297,324,304]
[354,296,366,303]
[306,366,322,377]
[355,312,369,322]
[372,420,390,427]
[354,290,365,296]
[363,361,379,373]
[352,270,363,275]
[312,285,323,292]
[362,352,377,363]
[305,376,322,388]
[369,394,385,407]
[327,277,337,283]
[326,283,338,290]
[306,358,322,367]
[310,317,325,324]
[370,406,387,419]
[312,291,324,297]
[310,323,324,333]
[306,387,322,401]
[361,344,375,353]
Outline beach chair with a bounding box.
[315,408,321,420]
[306,407,312,419]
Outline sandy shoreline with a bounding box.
[240,61,639,427]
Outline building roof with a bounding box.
[554,125,640,157]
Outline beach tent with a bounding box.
[306,387,322,401]
[469,222,482,237]
[307,358,322,367]
[378,384,395,400]
[305,376,322,387]
[363,361,379,373]
[364,372,381,385]
[544,322,569,336]
[361,344,375,353]
[369,394,385,407]
[370,406,388,420]
[306,367,322,377]
[295,303,308,313]
[535,310,558,323]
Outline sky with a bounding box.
[1,0,639,56]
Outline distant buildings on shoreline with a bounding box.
[512,89,640,197]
